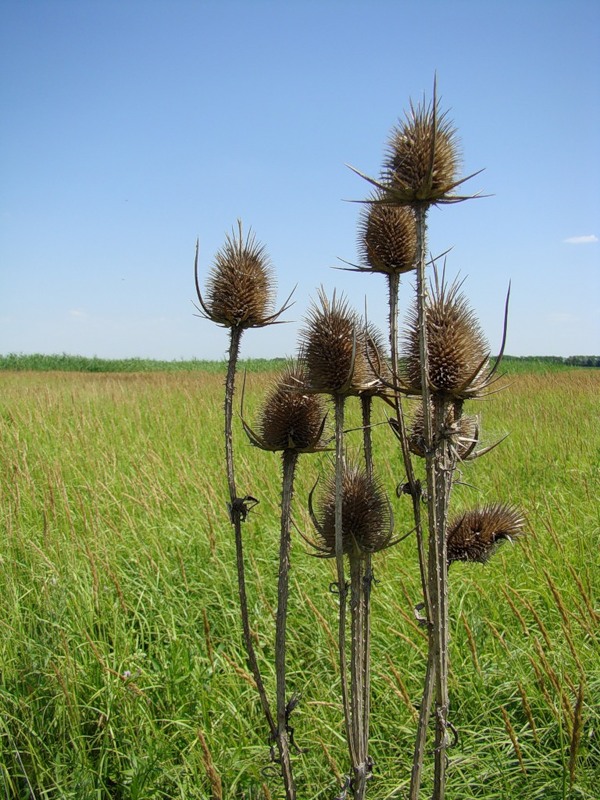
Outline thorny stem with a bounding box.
[412,203,455,800]
[387,273,430,614]
[412,203,443,800]
[349,552,370,800]
[334,394,356,773]
[276,449,299,800]
[224,327,277,740]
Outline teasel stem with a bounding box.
[347,396,375,800]
[224,327,277,742]
[334,394,356,776]
[409,203,444,800]
[349,549,371,800]
[275,449,299,800]
[387,272,429,612]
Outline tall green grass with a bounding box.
[0,353,287,374]
[0,368,598,798]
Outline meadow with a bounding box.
[0,363,598,799]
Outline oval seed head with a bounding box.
[256,366,328,452]
[383,93,461,205]
[409,403,479,459]
[358,199,417,275]
[313,466,393,558]
[205,222,275,328]
[403,278,489,398]
[299,290,369,396]
[447,504,525,565]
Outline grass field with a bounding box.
[0,364,598,799]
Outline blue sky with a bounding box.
[1,0,599,360]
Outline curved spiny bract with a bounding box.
[357,199,417,275]
[310,466,393,559]
[246,366,329,453]
[402,277,489,399]
[447,504,525,565]
[408,403,479,460]
[299,289,370,397]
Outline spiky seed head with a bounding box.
[256,366,328,452]
[299,290,370,396]
[204,223,275,328]
[358,200,417,274]
[360,323,392,396]
[409,403,479,459]
[383,94,461,205]
[314,466,393,558]
[447,504,525,565]
[403,278,489,398]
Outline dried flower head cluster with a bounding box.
[357,200,417,275]
[403,276,489,398]
[447,504,525,565]
[244,367,329,453]
[383,94,461,206]
[309,466,393,558]
[195,222,289,329]
[299,290,373,396]
[408,403,479,460]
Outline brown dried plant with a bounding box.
[243,366,329,798]
[195,222,296,799]
[447,504,525,565]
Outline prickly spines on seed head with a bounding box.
[255,366,328,453]
[313,466,393,558]
[358,200,417,275]
[299,290,370,396]
[403,278,489,398]
[408,403,479,459]
[204,223,276,329]
[383,93,461,205]
[447,504,525,565]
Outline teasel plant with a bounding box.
[297,291,390,799]
[241,364,330,799]
[348,78,519,799]
[194,221,295,794]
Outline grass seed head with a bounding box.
[447,504,525,565]
[204,223,276,329]
[313,466,393,558]
[255,366,328,452]
[358,200,417,275]
[403,278,489,398]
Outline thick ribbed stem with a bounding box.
[224,328,276,743]
[275,450,299,800]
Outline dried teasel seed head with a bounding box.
[299,289,370,396]
[254,366,328,453]
[203,222,276,329]
[312,466,393,558]
[402,276,489,398]
[409,403,479,460]
[447,504,525,565]
[357,199,417,275]
[383,90,461,206]
[360,323,392,397]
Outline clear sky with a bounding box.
[1,0,599,361]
